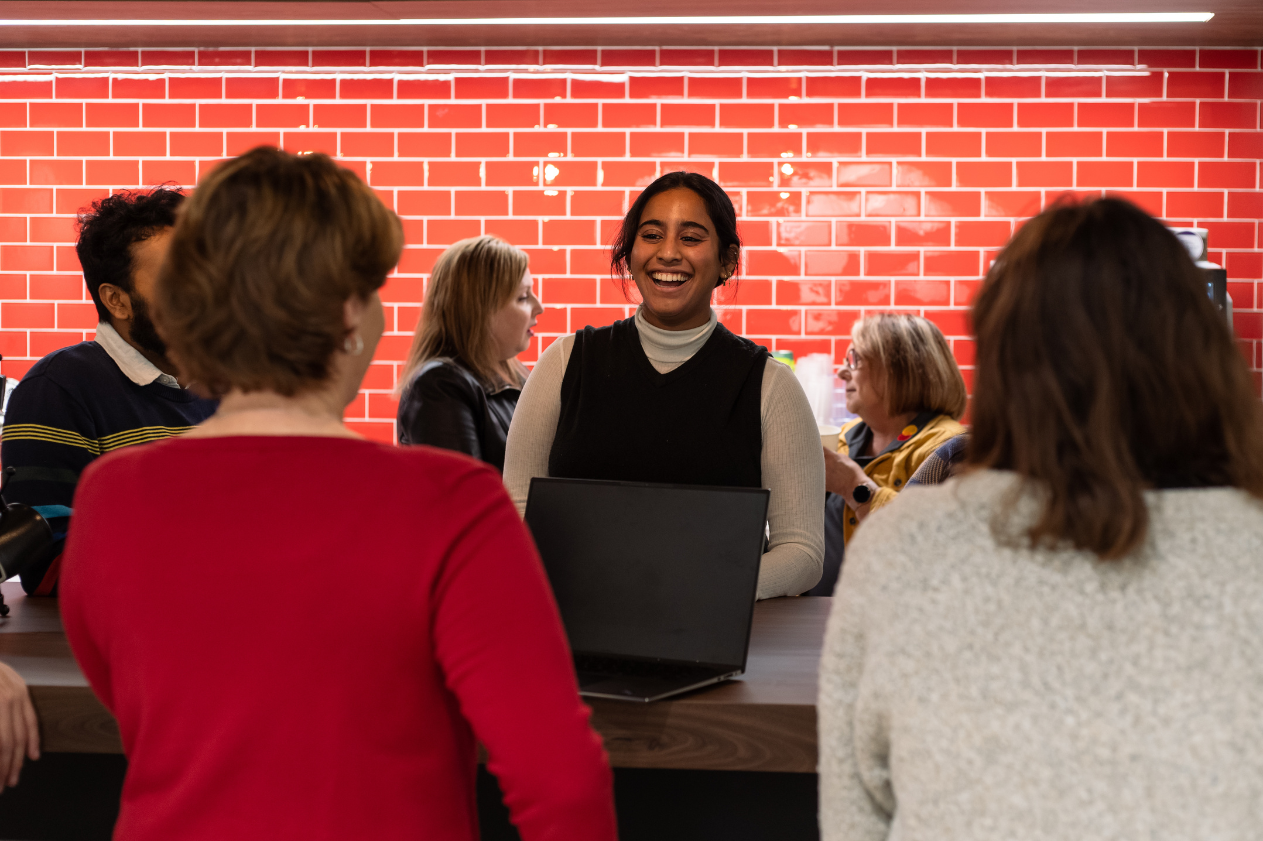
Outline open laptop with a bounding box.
[525,477,770,703]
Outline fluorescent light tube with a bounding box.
[0,13,1216,26]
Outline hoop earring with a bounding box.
[344,332,364,356]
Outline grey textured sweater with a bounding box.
[819,469,1263,841]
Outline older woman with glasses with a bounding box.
[809,314,967,596]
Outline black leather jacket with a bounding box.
[396,359,520,473]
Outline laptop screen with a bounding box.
[525,477,770,669]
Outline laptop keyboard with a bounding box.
[574,653,723,683]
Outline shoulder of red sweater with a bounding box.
[85,435,502,481]
[377,441,510,493]
[81,434,508,482]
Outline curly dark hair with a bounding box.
[608,170,741,299]
[76,186,185,321]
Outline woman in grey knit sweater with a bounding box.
[819,197,1263,841]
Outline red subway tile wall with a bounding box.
[1,47,1260,441]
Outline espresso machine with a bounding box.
[1170,227,1232,329]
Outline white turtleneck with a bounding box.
[502,307,825,600]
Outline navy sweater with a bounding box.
[1,341,217,594]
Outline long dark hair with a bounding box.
[609,171,741,299]
[968,196,1263,559]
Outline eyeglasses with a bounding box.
[840,348,863,372]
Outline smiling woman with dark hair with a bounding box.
[504,171,824,599]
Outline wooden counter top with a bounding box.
[0,582,829,772]
[0,583,121,754]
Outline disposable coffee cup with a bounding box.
[818,424,842,452]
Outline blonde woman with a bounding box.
[812,313,967,595]
[397,236,543,472]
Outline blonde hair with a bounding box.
[400,236,531,391]
[851,313,967,420]
[157,147,402,397]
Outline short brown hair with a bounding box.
[851,313,967,420]
[968,196,1263,559]
[156,148,403,397]
[399,235,530,391]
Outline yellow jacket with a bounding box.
[836,412,966,545]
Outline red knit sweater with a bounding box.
[61,435,617,841]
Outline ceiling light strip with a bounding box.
[4,70,1161,79]
[0,13,1216,27]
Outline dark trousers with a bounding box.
[478,765,819,841]
[804,493,848,597]
[0,753,125,840]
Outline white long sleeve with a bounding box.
[503,309,824,599]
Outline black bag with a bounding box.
[0,467,56,617]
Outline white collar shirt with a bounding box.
[94,321,181,389]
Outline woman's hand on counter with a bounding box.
[0,660,40,789]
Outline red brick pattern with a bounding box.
[1,47,1260,441]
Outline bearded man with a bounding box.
[1,187,217,594]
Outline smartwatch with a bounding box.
[852,483,873,505]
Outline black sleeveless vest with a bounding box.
[548,317,767,488]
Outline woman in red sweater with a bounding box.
[59,148,617,841]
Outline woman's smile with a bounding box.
[649,270,692,290]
